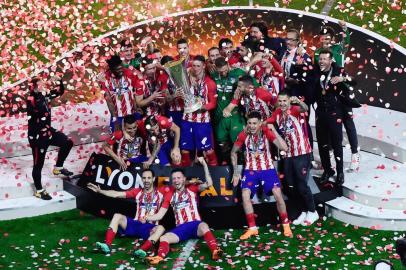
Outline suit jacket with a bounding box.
[281,49,314,104]
[313,62,356,110]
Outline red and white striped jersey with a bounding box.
[101,68,144,118]
[234,126,277,170]
[168,185,201,225]
[138,115,173,146]
[135,69,169,116]
[125,187,171,224]
[182,76,217,123]
[166,73,184,112]
[266,106,312,158]
[106,129,144,160]
[231,87,275,119]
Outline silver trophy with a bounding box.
[164,58,202,113]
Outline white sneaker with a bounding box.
[292,212,307,225]
[329,150,336,169]
[349,153,360,172]
[302,211,319,226]
[311,160,322,170]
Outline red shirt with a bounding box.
[165,184,202,225]
[228,52,247,69]
[135,69,169,116]
[101,68,144,118]
[106,127,144,159]
[125,187,172,224]
[183,75,217,123]
[174,54,195,68]
[266,106,312,158]
[139,115,173,145]
[234,126,277,170]
[231,87,275,119]
[252,57,285,94]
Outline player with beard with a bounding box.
[103,115,148,170]
[218,38,235,59]
[87,169,169,259]
[211,57,246,164]
[266,91,318,226]
[140,114,181,167]
[99,55,145,131]
[135,57,167,117]
[223,75,275,120]
[206,46,221,74]
[143,157,223,265]
[231,111,292,239]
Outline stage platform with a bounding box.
[0,102,405,231]
[0,142,103,220]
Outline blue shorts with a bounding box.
[241,169,281,198]
[169,221,202,242]
[157,140,173,165]
[110,113,142,132]
[180,121,213,151]
[128,155,148,164]
[166,110,183,129]
[117,217,155,240]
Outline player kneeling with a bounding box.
[87,169,170,258]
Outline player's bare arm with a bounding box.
[196,157,213,192]
[290,96,308,112]
[170,123,181,163]
[143,141,161,169]
[231,144,241,187]
[87,183,126,198]
[102,142,128,170]
[272,135,288,153]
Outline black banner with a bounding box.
[78,153,237,207]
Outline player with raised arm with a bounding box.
[231,110,292,239]
[143,157,223,265]
[87,169,169,259]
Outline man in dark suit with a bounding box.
[314,49,356,185]
[280,29,314,148]
[246,21,287,61]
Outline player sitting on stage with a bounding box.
[87,169,169,258]
[103,115,148,170]
[141,114,181,167]
[231,110,292,239]
[143,157,223,265]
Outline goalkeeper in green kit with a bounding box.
[211,57,246,165]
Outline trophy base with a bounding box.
[184,100,203,114]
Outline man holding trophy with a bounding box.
[164,55,218,167]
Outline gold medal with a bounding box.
[322,89,326,95]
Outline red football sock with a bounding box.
[205,150,218,166]
[246,213,256,228]
[105,227,116,246]
[140,240,153,251]
[279,212,289,224]
[157,241,170,258]
[203,231,218,252]
[181,152,191,167]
